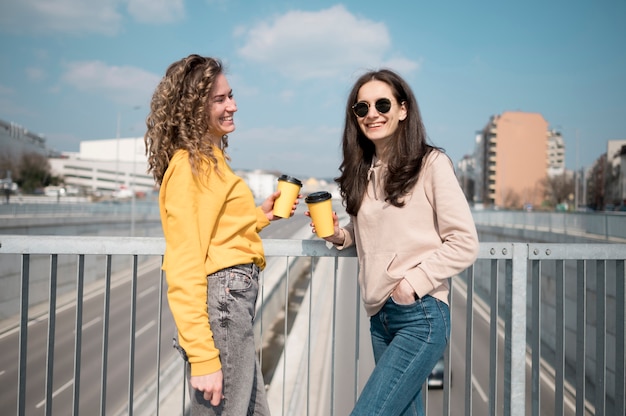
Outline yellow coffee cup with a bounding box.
[305,191,334,238]
[274,175,302,218]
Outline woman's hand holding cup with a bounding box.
[262,189,302,221]
[305,206,344,245]
[273,175,302,218]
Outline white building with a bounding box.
[547,130,566,177]
[49,137,290,201]
[240,169,278,201]
[607,139,626,207]
[49,137,155,197]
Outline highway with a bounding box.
[327,245,584,415]
[424,272,585,416]
[0,207,594,415]
[0,212,312,416]
[0,255,176,415]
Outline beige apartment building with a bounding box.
[476,111,550,209]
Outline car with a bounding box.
[427,356,447,389]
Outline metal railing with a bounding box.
[0,236,624,416]
[471,210,626,242]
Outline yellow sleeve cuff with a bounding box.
[190,356,222,377]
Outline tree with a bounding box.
[14,152,62,193]
[501,188,521,209]
[0,151,17,180]
[541,172,575,209]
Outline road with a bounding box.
[424,274,584,416]
[329,252,583,415]
[0,255,176,415]
[1,206,589,415]
[0,211,313,416]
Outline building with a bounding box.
[588,139,626,210]
[456,154,476,204]
[1,118,61,196]
[49,137,156,197]
[1,117,337,201]
[547,129,565,177]
[49,137,324,201]
[619,144,626,208]
[475,111,551,209]
[0,119,57,159]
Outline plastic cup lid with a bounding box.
[305,191,332,203]
[278,174,302,187]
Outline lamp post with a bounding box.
[130,137,143,237]
[115,106,141,194]
[115,112,121,191]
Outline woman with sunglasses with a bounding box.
[145,54,298,415]
[312,69,479,415]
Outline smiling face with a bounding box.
[355,80,407,151]
[207,73,237,143]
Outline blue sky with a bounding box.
[0,0,624,179]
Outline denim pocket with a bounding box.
[227,267,253,292]
[389,294,420,307]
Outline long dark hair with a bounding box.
[336,69,439,216]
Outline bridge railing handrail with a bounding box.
[0,236,624,416]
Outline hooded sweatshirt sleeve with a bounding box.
[404,152,479,298]
[160,153,224,377]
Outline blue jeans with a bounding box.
[187,263,270,416]
[350,295,450,416]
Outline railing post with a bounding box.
[17,254,30,416]
[504,243,527,416]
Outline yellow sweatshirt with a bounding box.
[159,148,270,376]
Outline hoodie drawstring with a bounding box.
[367,159,378,200]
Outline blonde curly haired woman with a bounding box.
[145,54,297,415]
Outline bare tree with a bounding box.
[541,173,575,209]
[501,188,522,209]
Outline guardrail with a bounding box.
[471,210,626,242]
[0,236,624,416]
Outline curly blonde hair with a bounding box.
[144,55,229,184]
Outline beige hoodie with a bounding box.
[337,150,479,316]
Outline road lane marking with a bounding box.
[139,285,156,298]
[525,350,578,413]
[450,345,488,403]
[471,373,489,402]
[135,320,155,338]
[0,259,165,341]
[454,276,579,414]
[35,378,73,408]
[70,317,102,334]
[82,316,101,330]
[0,327,18,340]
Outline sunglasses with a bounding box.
[352,98,392,118]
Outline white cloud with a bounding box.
[127,0,185,24]
[60,61,161,106]
[236,5,417,80]
[229,124,342,177]
[0,0,183,35]
[381,57,422,75]
[227,73,260,97]
[0,0,123,35]
[0,84,33,118]
[204,0,229,10]
[26,67,47,81]
[0,85,15,95]
[280,90,295,102]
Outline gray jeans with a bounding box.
[187,263,270,416]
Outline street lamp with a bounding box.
[115,106,141,193]
[130,137,144,237]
